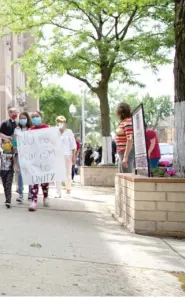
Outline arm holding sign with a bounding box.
[0,133,12,140]
[122,120,133,168]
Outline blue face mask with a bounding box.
[32,117,42,126]
[19,119,27,126]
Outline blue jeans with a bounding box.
[149,158,160,169]
[17,157,23,196]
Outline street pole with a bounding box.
[81,89,86,165]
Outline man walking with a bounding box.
[0,107,18,137]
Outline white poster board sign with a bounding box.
[17,127,65,185]
[132,104,150,176]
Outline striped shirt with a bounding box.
[116,118,133,152]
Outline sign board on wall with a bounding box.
[132,104,150,176]
[17,127,65,185]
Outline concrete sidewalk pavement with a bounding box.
[0,183,185,295]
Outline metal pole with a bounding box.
[81,90,86,165]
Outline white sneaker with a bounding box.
[55,193,61,198]
[43,198,49,207]
[28,201,37,211]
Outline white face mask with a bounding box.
[58,123,65,129]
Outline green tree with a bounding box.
[142,94,173,129]
[109,92,173,131]
[174,0,185,176]
[39,84,101,137]
[0,0,174,162]
[39,85,79,127]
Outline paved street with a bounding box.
[0,181,185,295]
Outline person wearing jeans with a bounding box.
[55,116,76,198]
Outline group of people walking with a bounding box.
[0,107,78,211]
[0,103,160,211]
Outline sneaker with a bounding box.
[43,198,49,207]
[55,193,61,198]
[16,196,23,203]
[28,196,32,200]
[28,201,37,211]
[5,202,11,209]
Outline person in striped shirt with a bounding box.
[116,103,134,173]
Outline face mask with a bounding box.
[11,114,17,120]
[32,117,42,126]
[19,119,27,126]
[2,143,12,152]
[59,123,65,129]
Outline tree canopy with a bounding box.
[110,91,173,131]
[39,84,101,136]
[0,0,174,140]
[39,85,173,147]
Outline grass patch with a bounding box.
[171,271,185,291]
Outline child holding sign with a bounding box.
[14,112,32,202]
[29,111,50,211]
[0,139,18,208]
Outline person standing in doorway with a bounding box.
[56,116,76,197]
[116,103,134,173]
[145,123,161,169]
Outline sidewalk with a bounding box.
[0,181,185,295]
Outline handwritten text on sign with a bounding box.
[17,127,65,185]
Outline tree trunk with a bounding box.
[97,85,112,164]
[174,0,185,176]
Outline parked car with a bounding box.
[159,143,173,166]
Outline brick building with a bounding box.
[0,32,39,121]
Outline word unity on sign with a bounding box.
[17,127,66,185]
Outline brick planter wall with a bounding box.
[80,166,117,187]
[115,173,185,237]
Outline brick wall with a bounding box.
[81,166,117,187]
[115,174,185,237]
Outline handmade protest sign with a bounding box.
[16,127,65,185]
[132,104,150,177]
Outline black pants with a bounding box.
[1,170,14,204]
[72,165,75,180]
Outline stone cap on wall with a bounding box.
[117,173,185,183]
[82,166,117,168]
